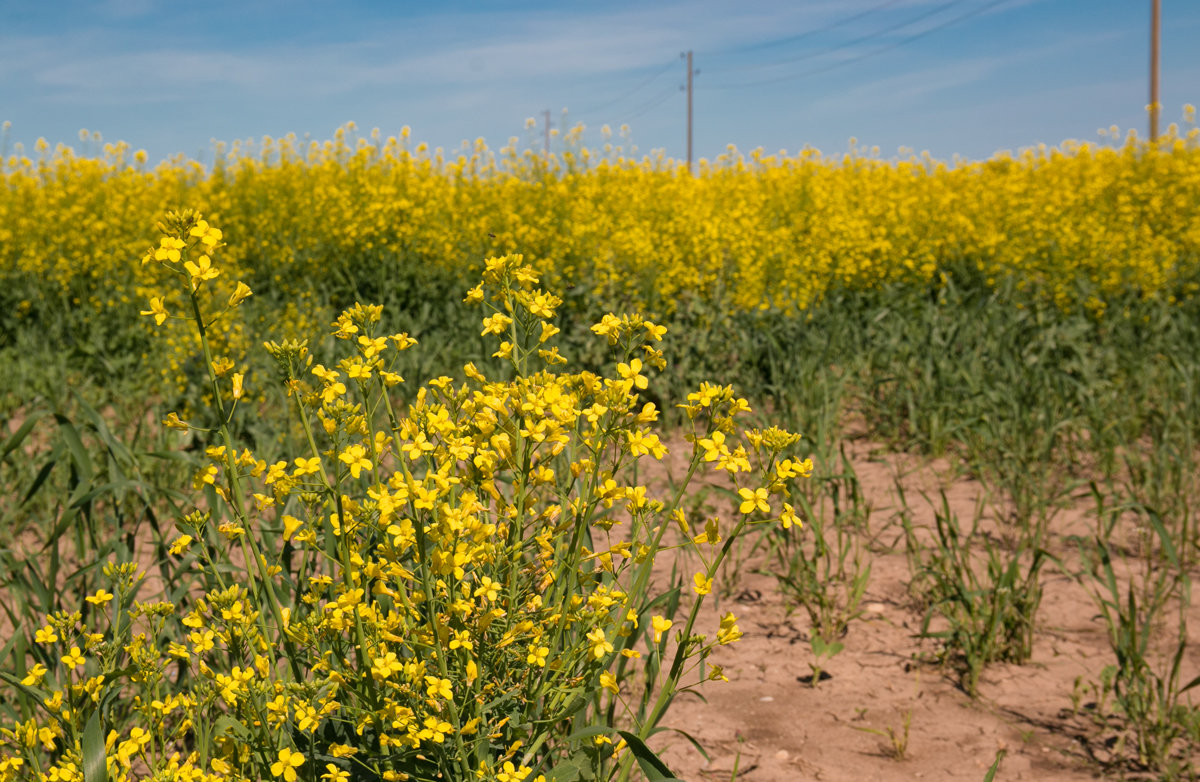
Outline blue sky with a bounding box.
[3,0,1199,165]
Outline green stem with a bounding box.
[188,285,303,682]
[616,500,751,782]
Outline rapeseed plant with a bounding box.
[0,212,806,781]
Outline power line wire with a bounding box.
[619,84,681,123]
[563,3,903,124]
[718,0,904,67]
[702,0,1013,90]
[571,59,677,118]
[729,0,970,74]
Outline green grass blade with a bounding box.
[616,730,683,781]
[54,415,94,485]
[0,412,45,463]
[983,748,1006,782]
[82,708,108,782]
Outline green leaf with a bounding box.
[1145,510,1179,570]
[0,631,25,675]
[82,709,108,782]
[55,415,94,485]
[0,670,51,710]
[615,731,683,782]
[1,412,44,463]
[213,714,250,739]
[811,635,844,659]
[18,458,58,508]
[1177,672,1200,694]
[40,506,81,553]
[545,754,589,782]
[982,748,1005,782]
[646,726,710,763]
[77,397,136,468]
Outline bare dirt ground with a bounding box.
[645,435,1200,782]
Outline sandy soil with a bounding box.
[643,435,1200,782]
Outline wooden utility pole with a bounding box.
[686,50,696,175]
[543,110,551,154]
[1150,0,1160,142]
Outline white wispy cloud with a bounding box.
[9,0,987,109]
[805,30,1122,113]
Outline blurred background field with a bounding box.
[4,121,1200,443]
[4,119,1200,404]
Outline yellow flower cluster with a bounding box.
[0,214,808,781]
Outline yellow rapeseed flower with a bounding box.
[780,503,802,530]
[228,280,253,306]
[270,748,304,782]
[526,645,549,668]
[61,647,85,671]
[183,254,220,290]
[140,297,168,325]
[587,627,613,660]
[338,444,372,479]
[737,486,770,514]
[84,589,113,605]
[20,664,47,686]
[322,764,350,782]
[616,358,648,390]
[153,236,185,263]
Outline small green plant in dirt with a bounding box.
[853,709,911,761]
[765,447,871,685]
[852,672,918,761]
[0,212,812,782]
[1072,492,1200,777]
[1070,671,1118,722]
[903,490,1048,696]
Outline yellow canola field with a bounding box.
[3,121,1200,329]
